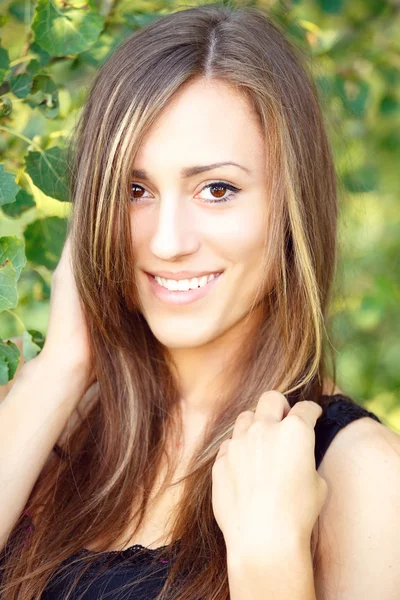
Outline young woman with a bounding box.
[1,4,399,599]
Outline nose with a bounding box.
[149,198,200,262]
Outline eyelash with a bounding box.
[129,181,241,204]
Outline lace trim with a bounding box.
[67,544,179,579]
[78,540,177,561]
[319,393,382,426]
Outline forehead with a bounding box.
[133,78,265,172]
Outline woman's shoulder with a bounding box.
[317,377,397,472]
[313,390,400,596]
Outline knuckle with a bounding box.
[259,391,289,411]
[285,413,307,432]
[248,420,266,435]
[236,410,253,420]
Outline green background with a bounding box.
[0,0,399,429]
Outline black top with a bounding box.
[0,394,382,599]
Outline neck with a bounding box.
[167,304,265,418]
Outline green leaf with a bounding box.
[0,45,10,85]
[26,59,41,77]
[123,12,161,29]
[0,339,20,385]
[29,42,52,67]
[22,329,44,361]
[9,72,34,98]
[25,146,69,202]
[380,130,400,152]
[24,216,67,269]
[335,75,369,117]
[342,165,379,193]
[1,188,36,218]
[0,96,12,117]
[0,165,21,206]
[0,235,26,280]
[78,30,121,66]
[379,95,399,116]
[317,0,345,13]
[25,73,59,118]
[0,259,18,312]
[8,0,35,23]
[32,0,105,58]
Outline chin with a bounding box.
[148,321,220,350]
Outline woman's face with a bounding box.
[130,77,270,349]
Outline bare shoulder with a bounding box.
[314,406,400,599]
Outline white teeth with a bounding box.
[198,276,208,287]
[189,278,199,290]
[177,279,188,291]
[154,272,221,291]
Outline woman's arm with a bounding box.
[314,416,400,599]
[227,539,316,600]
[0,354,90,552]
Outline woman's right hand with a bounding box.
[38,234,96,388]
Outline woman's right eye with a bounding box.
[129,183,150,202]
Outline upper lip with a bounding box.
[145,270,223,279]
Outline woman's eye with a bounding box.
[129,181,240,204]
[130,184,151,201]
[197,182,240,204]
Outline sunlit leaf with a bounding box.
[1,189,36,218]
[0,259,18,312]
[22,329,44,360]
[0,45,10,85]
[25,73,59,118]
[25,147,69,202]
[10,72,34,98]
[0,165,21,206]
[0,339,20,385]
[24,216,67,269]
[0,97,12,117]
[0,235,26,280]
[32,0,105,57]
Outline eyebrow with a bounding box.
[131,162,251,179]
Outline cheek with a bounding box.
[211,204,267,263]
[129,211,149,254]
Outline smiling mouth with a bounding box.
[150,272,223,292]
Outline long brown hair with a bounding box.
[1,4,339,598]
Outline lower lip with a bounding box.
[145,272,223,305]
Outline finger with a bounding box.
[253,390,290,423]
[287,400,323,429]
[231,410,254,439]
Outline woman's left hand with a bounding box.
[211,390,328,559]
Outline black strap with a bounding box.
[314,394,382,469]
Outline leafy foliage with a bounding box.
[0,0,399,427]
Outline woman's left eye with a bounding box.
[129,181,240,204]
[197,182,240,204]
